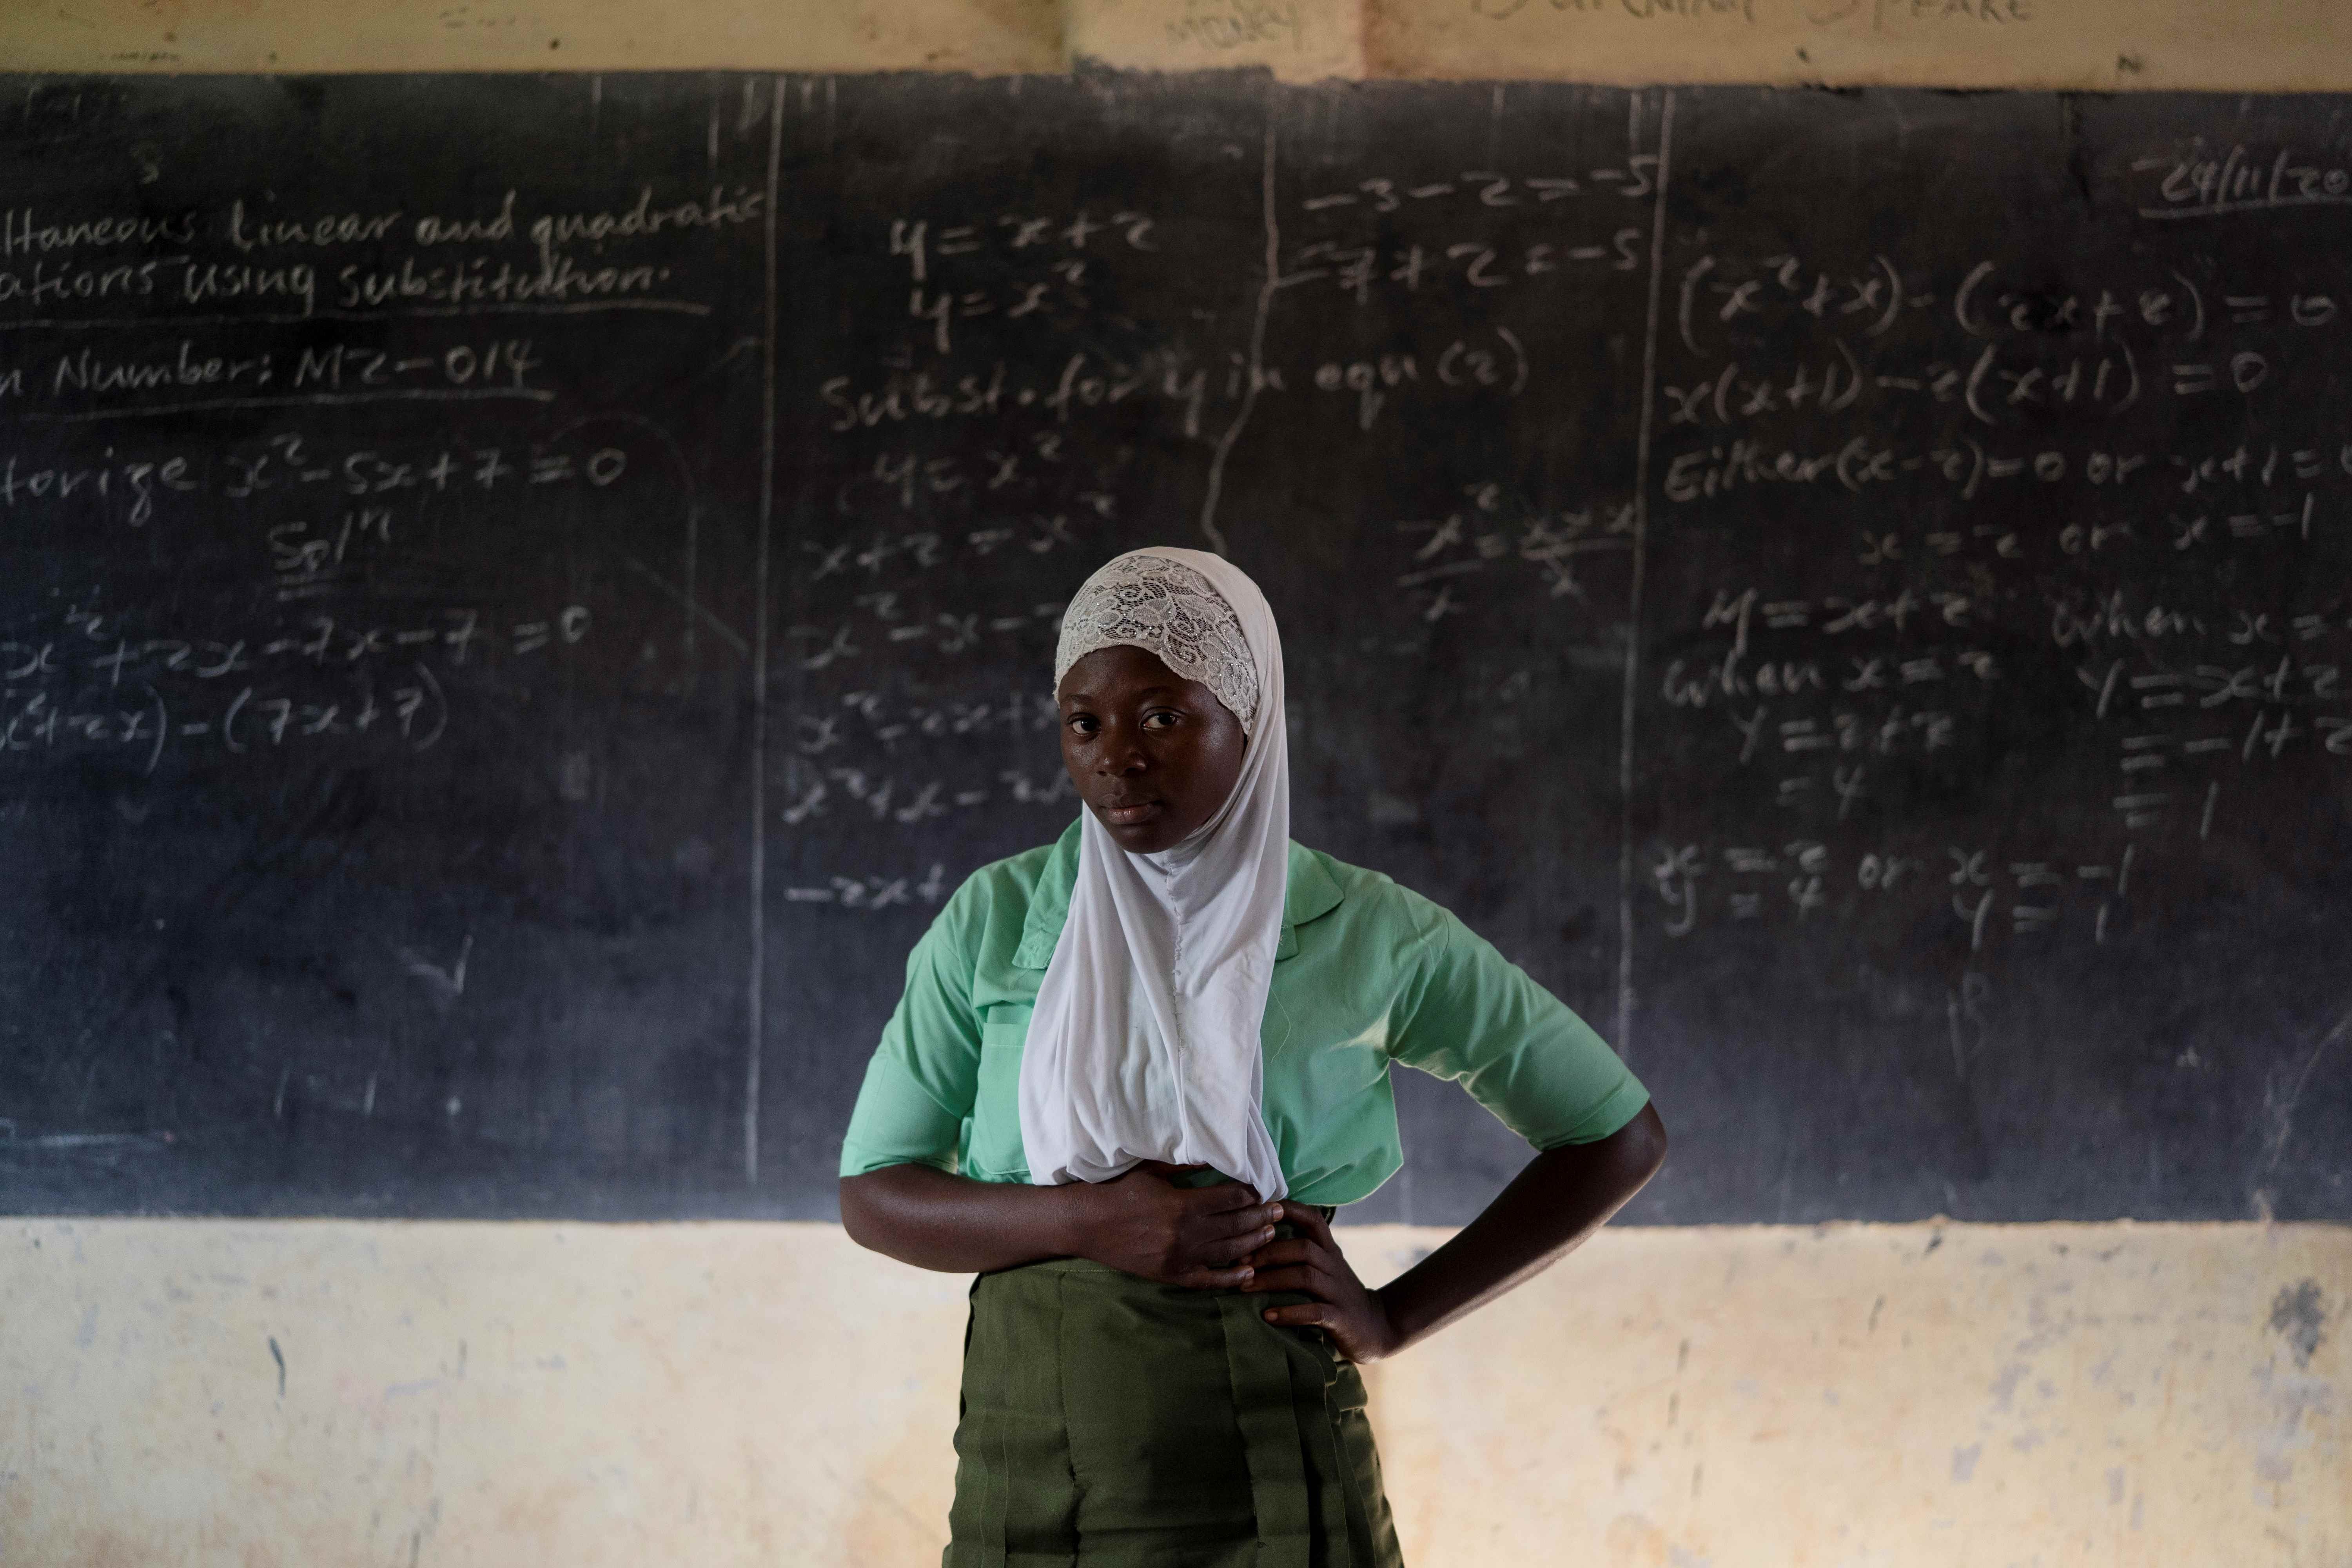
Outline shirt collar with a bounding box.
[1013,815,1343,968]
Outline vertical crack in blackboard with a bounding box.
[1198,105,1279,557]
[1617,88,1677,1062]
[746,74,786,1189]
[2260,1002,2352,1179]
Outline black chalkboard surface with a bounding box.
[2,73,2345,1223]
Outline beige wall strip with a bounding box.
[0,0,1065,76]
[10,0,2352,85]
[4,1218,2345,1565]
[1363,0,2352,91]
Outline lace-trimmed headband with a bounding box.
[1052,552,1262,735]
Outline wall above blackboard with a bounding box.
[5,0,2351,92]
[0,72,2345,1226]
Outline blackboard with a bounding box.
[2,72,2345,1224]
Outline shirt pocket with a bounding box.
[967,1004,1033,1180]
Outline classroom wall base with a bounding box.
[2,1218,2343,1565]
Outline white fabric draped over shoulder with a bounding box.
[1016,548,1292,1201]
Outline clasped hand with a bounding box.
[1072,1163,1400,1362]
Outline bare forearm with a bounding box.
[1375,1103,1667,1353]
[839,1164,1081,1274]
[842,1161,1284,1287]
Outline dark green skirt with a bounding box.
[945,1246,1405,1568]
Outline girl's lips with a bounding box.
[1102,800,1163,825]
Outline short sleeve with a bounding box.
[837,876,988,1178]
[1387,894,1649,1150]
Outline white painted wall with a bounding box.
[5,1219,2342,1564]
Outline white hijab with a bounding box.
[1016,548,1291,1200]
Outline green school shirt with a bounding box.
[837,818,1650,1206]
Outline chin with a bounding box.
[1094,809,1186,854]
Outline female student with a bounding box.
[839,547,1668,1567]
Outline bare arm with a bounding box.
[840,1160,1283,1287]
[1246,1102,1668,1360]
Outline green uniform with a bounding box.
[840,819,1649,1200]
[842,820,1649,1568]
[949,1226,1397,1568]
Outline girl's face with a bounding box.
[1056,643,1247,855]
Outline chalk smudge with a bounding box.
[2269,1279,2327,1368]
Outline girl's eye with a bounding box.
[1142,711,1178,730]
[1067,716,1097,735]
